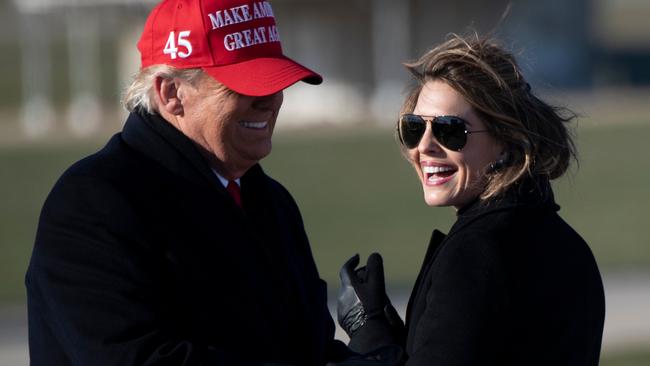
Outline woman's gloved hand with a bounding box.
[337,253,405,353]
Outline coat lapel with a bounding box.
[406,229,446,328]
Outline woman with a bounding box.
[336,34,605,366]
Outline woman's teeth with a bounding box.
[423,166,454,174]
[240,121,268,129]
[423,165,456,184]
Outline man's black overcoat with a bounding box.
[26,111,347,365]
[404,180,605,365]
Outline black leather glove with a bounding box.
[337,253,405,353]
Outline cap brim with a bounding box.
[203,56,322,97]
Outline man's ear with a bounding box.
[154,77,184,116]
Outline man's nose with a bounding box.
[252,91,283,110]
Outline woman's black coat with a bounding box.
[404,180,605,365]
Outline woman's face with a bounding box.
[408,80,502,210]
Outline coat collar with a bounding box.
[448,176,560,238]
[121,109,266,208]
[122,109,222,188]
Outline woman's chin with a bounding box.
[422,190,451,207]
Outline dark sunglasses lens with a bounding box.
[433,116,467,151]
[399,114,426,148]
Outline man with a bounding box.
[26,0,351,364]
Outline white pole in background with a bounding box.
[20,13,55,139]
[370,0,410,126]
[66,8,102,137]
[117,22,144,124]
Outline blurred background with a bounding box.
[1,0,649,364]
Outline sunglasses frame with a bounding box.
[397,114,489,151]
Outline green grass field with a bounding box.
[266,122,650,285]
[1,121,649,303]
[601,349,650,366]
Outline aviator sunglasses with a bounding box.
[398,114,489,151]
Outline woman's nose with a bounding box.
[417,123,443,155]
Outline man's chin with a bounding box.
[244,146,272,162]
[234,152,269,172]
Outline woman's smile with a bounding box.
[421,161,457,186]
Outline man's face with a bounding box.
[173,74,283,178]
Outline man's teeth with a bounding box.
[422,166,455,174]
[240,121,268,129]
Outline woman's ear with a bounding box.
[154,77,184,116]
[498,150,510,162]
[487,149,511,174]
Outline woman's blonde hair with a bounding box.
[400,33,577,200]
[122,65,204,113]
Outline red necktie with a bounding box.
[226,180,242,208]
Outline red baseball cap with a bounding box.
[138,0,322,96]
